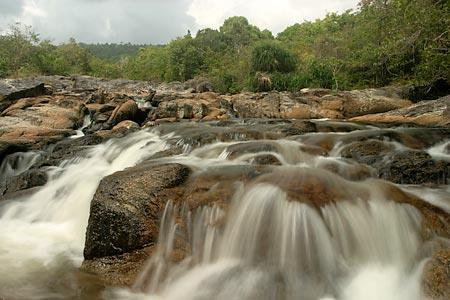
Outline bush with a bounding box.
[250,41,297,74]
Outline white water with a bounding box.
[0,130,171,299]
[0,125,448,300]
[0,151,42,181]
[113,182,427,300]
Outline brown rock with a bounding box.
[107,99,138,126]
[83,163,191,260]
[422,247,450,299]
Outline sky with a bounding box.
[0,0,359,44]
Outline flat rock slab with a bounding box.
[0,79,45,112]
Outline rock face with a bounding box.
[83,163,191,260]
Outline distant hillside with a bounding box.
[79,43,148,60]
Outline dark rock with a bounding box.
[0,79,46,112]
[0,169,48,197]
[379,151,450,184]
[83,163,191,259]
[341,140,394,166]
[38,134,105,167]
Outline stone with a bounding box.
[0,79,46,112]
[107,99,139,126]
[83,163,191,260]
[379,151,450,185]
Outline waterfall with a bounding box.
[0,130,171,299]
[115,181,426,300]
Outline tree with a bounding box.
[250,41,296,73]
[0,23,40,77]
[166,35,204,81]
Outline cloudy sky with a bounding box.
[0,0,359,44]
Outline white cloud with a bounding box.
[0,0,359,43]
[188,0,359,34]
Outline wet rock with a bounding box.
[422,247,450,299]
[38,134,105,167]
[318,159,376,181]
[250,154,282,166]
[226,142,278,160]
[379,151,450,184]
[184,165,268,209]
[0,169,48,197]
[84,163,191,259]
[81,246,154,287]
[255,168,368,208]
[341,140,394,166]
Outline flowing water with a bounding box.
[0,121,448,300]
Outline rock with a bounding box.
[422,247,450,299]
[350,95,450,126]
[250,154,282,165]
[283,104,312,119]
[112,120,140,133]
[226,142,278,160]
[379,150,450,184]
[107,99,138,126]
[0,79,46,112]
[177,104,193,119]
[84,163,191,260]
[81,246,154,287]
[341,140,394,166]
[317,159,376,181]
[0,169,48,197]
[183,165,268,209]
[254,168,368,208]
[184,77,213,93]
[38,134,105,167]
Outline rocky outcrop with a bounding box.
[84,163,191,260]
[351,95,450,126]
[0,79,46,112]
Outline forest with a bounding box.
[0,0,448,93]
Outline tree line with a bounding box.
[0,0,448,93]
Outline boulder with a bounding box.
[379,150,450,184]
[107,99,138,126]
[83,163,191,260]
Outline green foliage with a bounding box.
[165,35,204,81]
[79,42,146,61]
[250,41,296,73]
[0,3,448,94]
